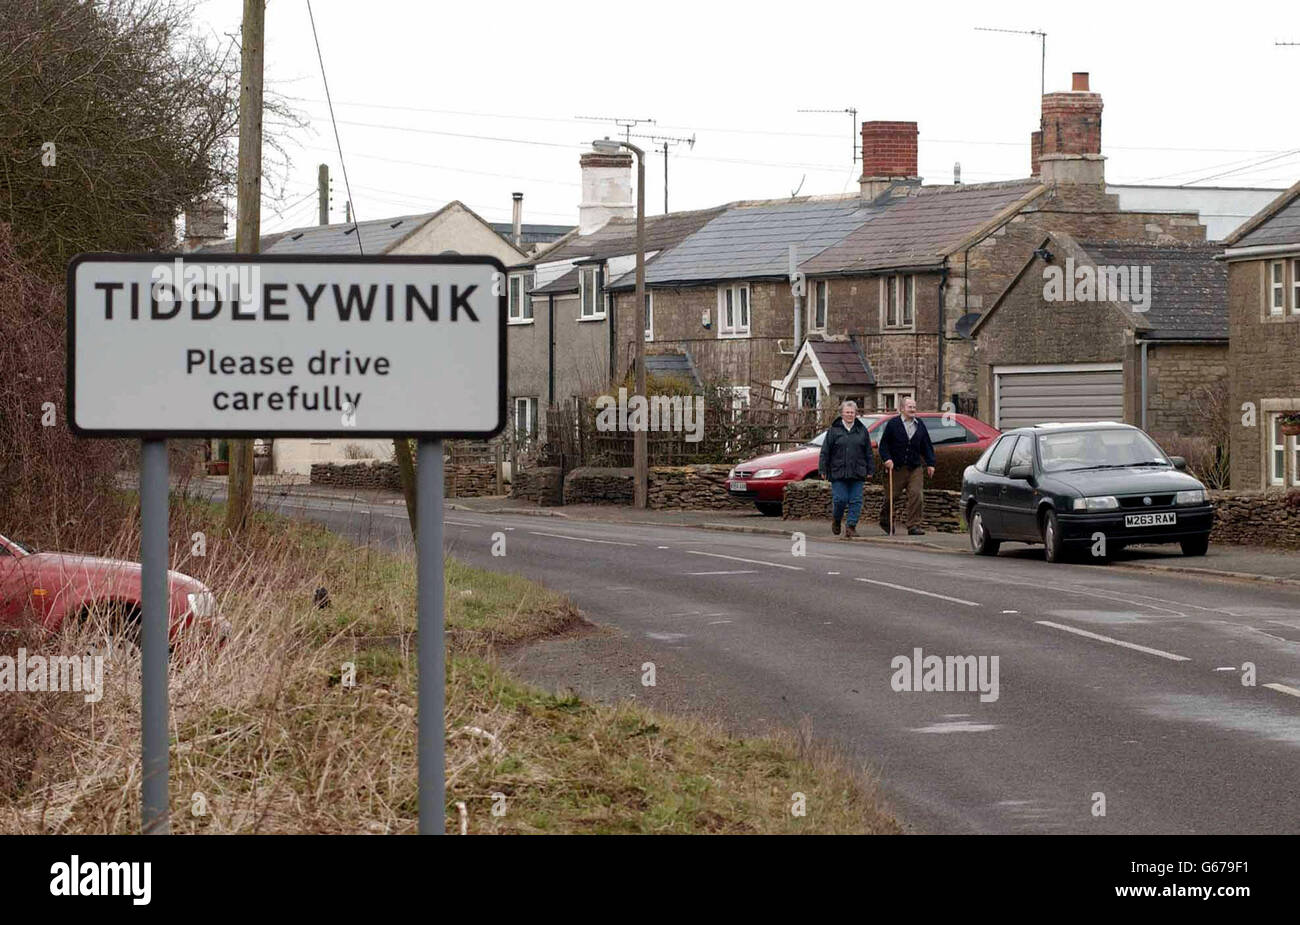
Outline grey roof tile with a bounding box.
[1081,241,1227,340]
[263,211,435,255]
[1232,195,1300,248]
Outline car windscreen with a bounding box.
[1037,429,1169,473]
[806,431,826,447]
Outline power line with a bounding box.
[305,0,362,253]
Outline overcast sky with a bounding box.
[193,0,1300,236]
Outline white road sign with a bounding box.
[67,254,506,437]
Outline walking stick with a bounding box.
[888,466,894,536]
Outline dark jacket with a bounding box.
[819,417,874,482]
[878,415,936,469]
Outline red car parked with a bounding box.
[0,532,225,648]
[727,412,1000,515]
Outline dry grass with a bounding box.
[1,500,900,835]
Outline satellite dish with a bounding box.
[955,312,981,340]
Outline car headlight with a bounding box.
[1072,496,1119,511]
[728,467,736,478]
[187,591,217,618]
[1175,489,1206,505]
[753,468,783,479]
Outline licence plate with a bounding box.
[1125,512,1175,527]
[729,480,747,491]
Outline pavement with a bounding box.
[199,479,1300,835]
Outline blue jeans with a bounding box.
[831,479,864,526]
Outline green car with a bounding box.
[960,422,1214,562]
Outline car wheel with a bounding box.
[77,601,142,658]
[1180,534,1210,557]
[1041,509,1068,563]
[755,502,783,517]
[968,506,1000,557]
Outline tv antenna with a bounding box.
[630,132,696,213]
[975,26,1047,98]
[575,114,656,143]
[798,107,859,163]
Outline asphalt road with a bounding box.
[235,488,1300,835]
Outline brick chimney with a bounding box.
[1037,71,1104,184]
[183,198,226,250]
[1030,131,1042,177]
[578,147,634,235]
[859,121,919,198]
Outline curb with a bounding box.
[1107,559,1300,588]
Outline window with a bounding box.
[1269,413,1286,486]
[1293,259,1300,315]
[797,379,820,410]
[810,280,828,331]
[878,389,914,411]
[514,397,537,445]
[881,274,915,329]
[1269,261,1285,316]
[1008,435,1034,472]
[718,283,750,337]
[984,435,1016,476]
[579,266,603,319]
[508,273,533,322]
[926,421,973,446]
[644,291,654,342]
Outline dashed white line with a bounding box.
[684,550,804,571]
[687,570,758,576]
[528,530,637,546]
[1263,682,1300,699]
[1035,620,1190,662]
[853,578,980,607]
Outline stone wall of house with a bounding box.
[1145,342,1230,437]
[782,479,964,531]
[562,464,749,509]
[1227,258,1300,490]
[1209,490,1300,549]
[310,461,501,497]
[510,466,564,505]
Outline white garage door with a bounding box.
[994,364,1124,429]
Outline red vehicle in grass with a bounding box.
[0,532,224,648]
[727,412,1000,515]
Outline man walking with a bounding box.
[877,397,936,536]
[819,400,874,539]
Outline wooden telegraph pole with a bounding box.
[225,0,265,536]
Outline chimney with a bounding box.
[579,146,634,235]
[183,198,226,250]
[953,161,962,185]
[511,192,523,248]
[858,121,919,199]
[1030,131,1042,177]
[1038,71,1105,184]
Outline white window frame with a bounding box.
[514,396,537,444]
[578,266,604,320]
[717,283,750,337]
[810,279,828,332]
[796,378,820,410]
[880,274,915,330]
[1268,413,1286,486]
[878,388,915,412]
[644,291,654,342]
[1293,259,1300,315]
[1268,260,1285,316]
[508,272,533,323]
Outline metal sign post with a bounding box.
[416,438,445,834]
[67,254,505,835]
[139,437,170,834]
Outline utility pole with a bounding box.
[225,0,264,538]
[630,133,695,213]
[318,163,329,224]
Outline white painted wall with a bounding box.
[273,439,395,476]
[1107,185,1284,241]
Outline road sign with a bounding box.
[67,254,506,437]
[67,252,505,835]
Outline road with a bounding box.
[235,488,1300,835]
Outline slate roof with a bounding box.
[798,181,1044,275]
[1080,241,1228,341]
[190,231,291,255]
[532,206,728,266]
[489,222,573,246]
[809,339,875,387]
[262,211,436,255]
[1228,191,1300,249]
[533,266,579,295]
[645,352,702,388]
[643,198,876,285]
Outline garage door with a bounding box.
[994,364,1124,429]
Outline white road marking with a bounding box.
[685,550,804,571]
[854,578,980,607]
[1263,682,1300,699]
[1035,620,1190,662]
[657,545,671,549]
[911,721,1001,734]
[605,586,638,590]
[445,520,480,527]
[827,571,840,575]
[528,531,637,546]
[687,570,758,576]
[707,620,733,625]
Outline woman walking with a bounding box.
[818,400,875,539]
